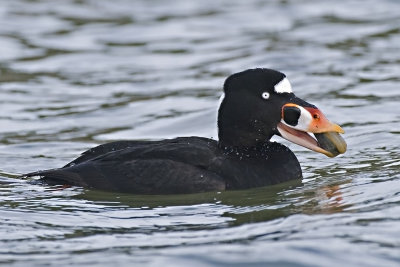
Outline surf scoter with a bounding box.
[24,68,346,194]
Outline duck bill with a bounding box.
[277,103,347,157]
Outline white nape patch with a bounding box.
[216,92,225,121]
[281,105,312,131]
[274,77,293,94]
[215,92,225,139]
[218,92,225,107]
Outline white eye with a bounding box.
[262,92,270,99]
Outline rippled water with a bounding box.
[1,0,400,266]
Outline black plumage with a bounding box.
[27,137,300,194]
[25,68,335,194]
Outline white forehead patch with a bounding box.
[274,77,293,94]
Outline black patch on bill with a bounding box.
[283,106,301,126]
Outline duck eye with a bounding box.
[262,92,270,100]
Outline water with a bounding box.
[1,0,400,266]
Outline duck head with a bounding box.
[217,68,346,157]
